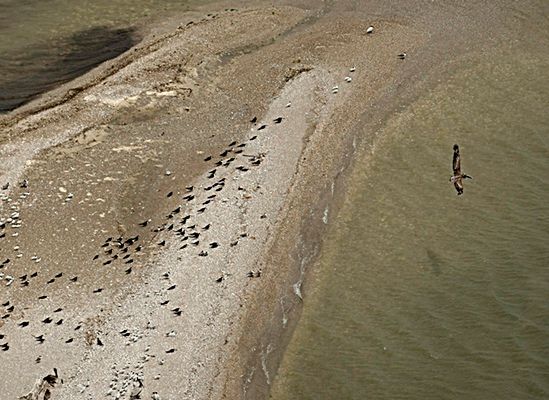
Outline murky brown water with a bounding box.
[271,48,549,400]
[0,0,198,112]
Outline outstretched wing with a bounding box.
[452,144,461,176]
[453,177,463,195]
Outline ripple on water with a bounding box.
[271,51,549,400]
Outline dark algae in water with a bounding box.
[0,0,196,113]
[0,26,136,112]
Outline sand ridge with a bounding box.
[0,0,517,397]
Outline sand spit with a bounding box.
[1,0,523,398]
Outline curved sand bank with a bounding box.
[0,1,534,399]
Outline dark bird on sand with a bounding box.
[34,334,45,344]
[257,124,267,131]
[450,144,473,195]
[18,321,30,328]
[250,116,257,123]
[42,317,52,324]
[171,307,182,316]
[125,235,139,245]
[273,117,283,123]
[44,368,58,385]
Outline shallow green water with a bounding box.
[271,52,549,399]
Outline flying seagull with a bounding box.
[450,144,472,195]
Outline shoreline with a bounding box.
[0,5,345,399]
[0,1,529,398]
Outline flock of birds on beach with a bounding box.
[0,22,430,398]
[0,107,290,399]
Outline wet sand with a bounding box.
[0,1,535,399]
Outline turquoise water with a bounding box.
[271,51,549,399]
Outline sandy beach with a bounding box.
[0,0,535,398]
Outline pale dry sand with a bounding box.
[0,0,523,399]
